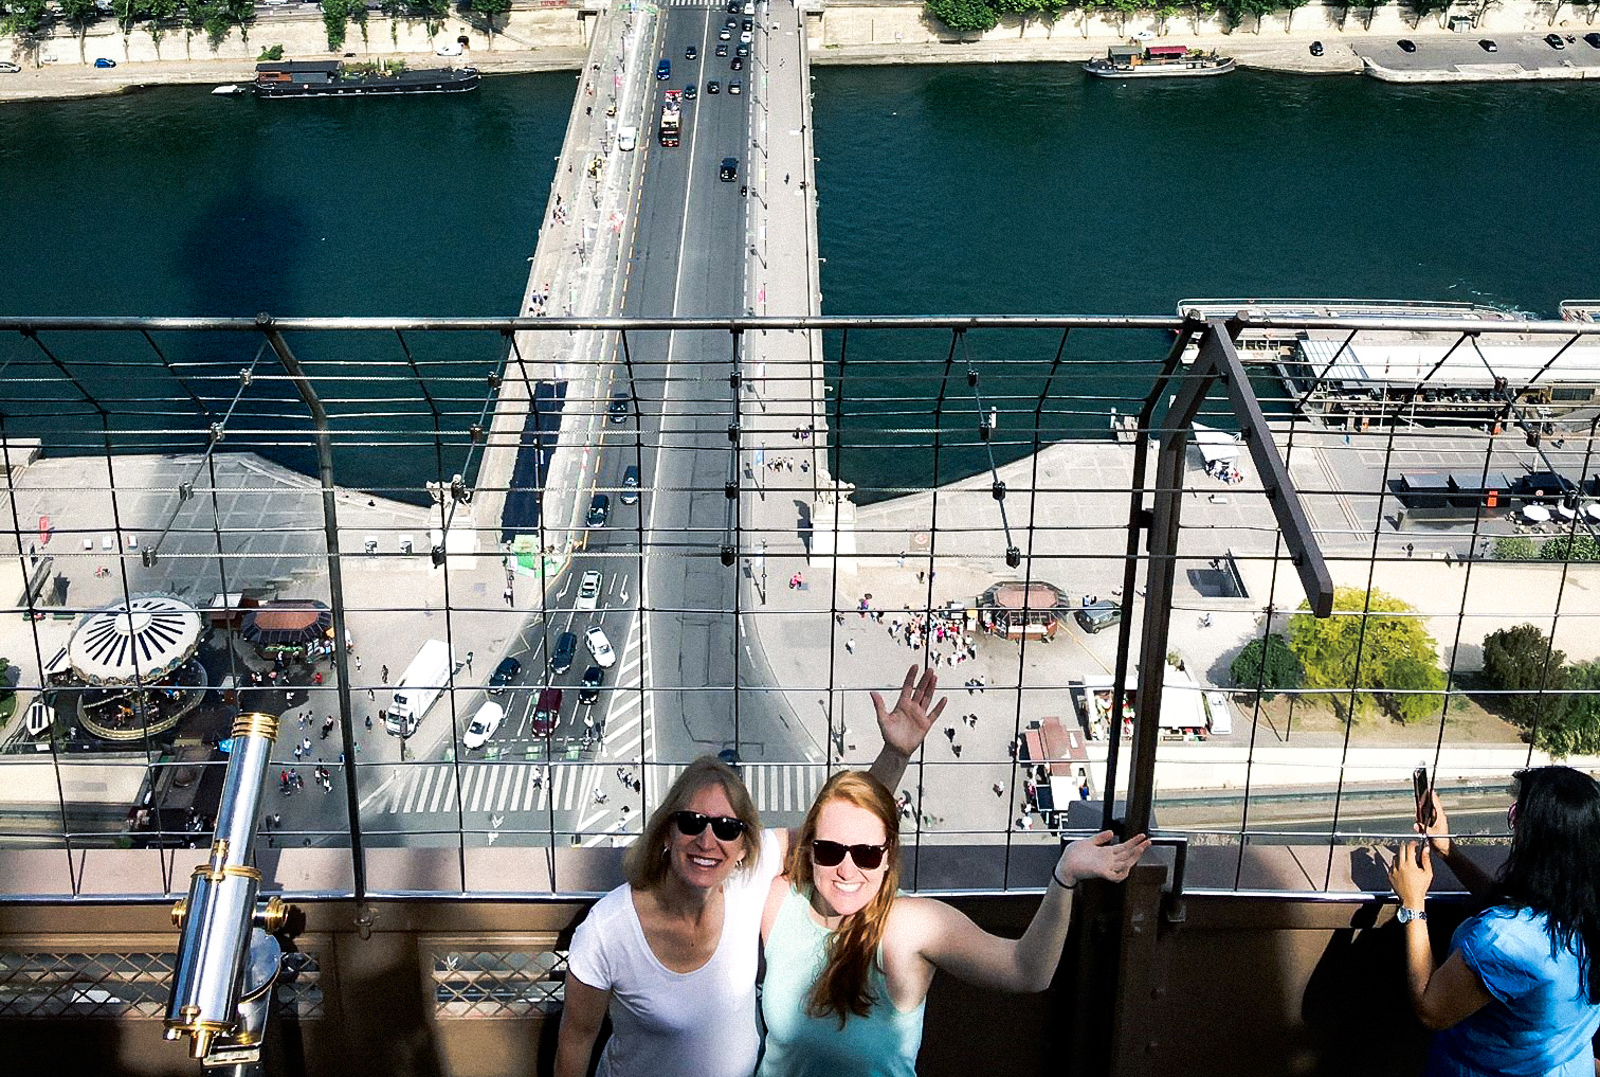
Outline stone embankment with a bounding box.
[6,0,1597,99]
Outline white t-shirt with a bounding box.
[567,828,782,1077]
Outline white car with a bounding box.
[435,42,464,57]
[576,570,603,611]
[740,30,753,44]
[463,701,504,750]
[617,125,638,152]
[584,625,616,668]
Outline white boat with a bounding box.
[212,84,244,96]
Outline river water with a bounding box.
[2,65,1597,495]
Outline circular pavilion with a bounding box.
[68,594,208,741]
[977,581,1070,641]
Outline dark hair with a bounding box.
[784,771,900,1024]
[1492,766,1600,1003]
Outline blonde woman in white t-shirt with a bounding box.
[556,665,946,1077]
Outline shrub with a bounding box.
[1539,534,1600,562]
[1228,633,1302,700]
[1481,625,1568,727]
[257,42,283,60]
[1493,536,1539,561]
[1531,660,1600,757]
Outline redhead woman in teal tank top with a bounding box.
[757,771,1150,1077]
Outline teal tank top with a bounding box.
[757,884,925,1077]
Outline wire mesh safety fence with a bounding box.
[0,314,1596,900]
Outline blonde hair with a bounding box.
[784,770,900,1024]
[623,756,762,891]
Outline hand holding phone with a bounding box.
[1413,766,1436,828]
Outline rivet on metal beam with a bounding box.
[991,481,1006,502]
[1005,547,1021,568]
[720,545,736,566]
[488,372,502,390]
[979,420,991,443]
[727,423,740,443]
[725,481,738,500]
[470,424,484,444]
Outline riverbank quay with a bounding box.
[9,0,1600,101]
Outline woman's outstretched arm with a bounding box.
[903,830,1150,994]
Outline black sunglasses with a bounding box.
[673,810,748,842]
[811,839,888,871]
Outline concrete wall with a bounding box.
[812,0,1600,47]
[8,7,589,67]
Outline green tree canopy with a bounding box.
[470,0,510,27]
[1481,624,1568,727]
[322,0,349,50]
[925,0,999,32]
[57,0,102,33]
[2,0,50,36]
[1287,587,1443,721]
[1384,656,1447,723]
[1536,660,1600,757]
[1540,533,1600,562]
[1229,633,1303,699]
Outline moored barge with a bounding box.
[1084,45,1235,78]
[253,60,479,99]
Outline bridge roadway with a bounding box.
[350,0,833,850]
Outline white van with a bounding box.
[618,126,638,152]
[1204,692,1234,736]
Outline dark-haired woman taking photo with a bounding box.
[757,770,1149,1077]
[1389,766,1600,1077]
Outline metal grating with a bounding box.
[431,949,568,1019]
[0,949,323,1020]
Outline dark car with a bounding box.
[552,632,577,675]
[716,43,728,57]
[731,56,743,71]
[684,83,698,100]
[1585,31,1600,48]
[685,44,698,60]
[725,15,737,27]
[1478,39,1497,52]
[621,465,641,505]
[1074,601,1122,635]
[729,78,742,95]
[1545,33,1565,49]
[586,493,611,528]
[726,0,738,10]
[656,58,671,79]
[708,79,721,94]
[609,391,629,423]
[736,43,749,57]
[578,665,604,705]
[488,656,521,695]
[93,57,117,68]
[532,687,562,736]
[741,16,752,30]
[1309,41,1323,57]
[719,156,738,181]
[717,747,741,767]
[719,27,731,40]
[1397,39,1416,53]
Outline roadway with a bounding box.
[350,2,810,849]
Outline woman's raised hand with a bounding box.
[1056,830,1152,888]
[871,664,948,758]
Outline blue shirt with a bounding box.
[1428,906,1599,1077]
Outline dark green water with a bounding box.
[2,65,1597,496]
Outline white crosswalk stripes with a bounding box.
[376,761,834,817]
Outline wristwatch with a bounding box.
[1396,906,1428,924]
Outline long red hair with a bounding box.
[783,770,901,1024]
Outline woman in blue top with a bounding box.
[1389,766,1600,1077]
[758,770,1149,1077]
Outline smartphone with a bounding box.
[1412,766,1435,827]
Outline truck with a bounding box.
[658,89,681,147]
[385,639,453,737]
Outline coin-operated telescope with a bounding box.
[164,711,296,1070]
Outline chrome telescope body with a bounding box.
[164,712,289,1062]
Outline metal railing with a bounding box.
[0,313,1596,901]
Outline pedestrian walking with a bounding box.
[465,651,474,671]
[992,782,1005,797]
[365,715,373,731]
[845,638,855,654]
[503,586,515,606]
[368,687,376,701]
[944,726,956,742]
[355,656,362,672]
[381,664,389,684]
